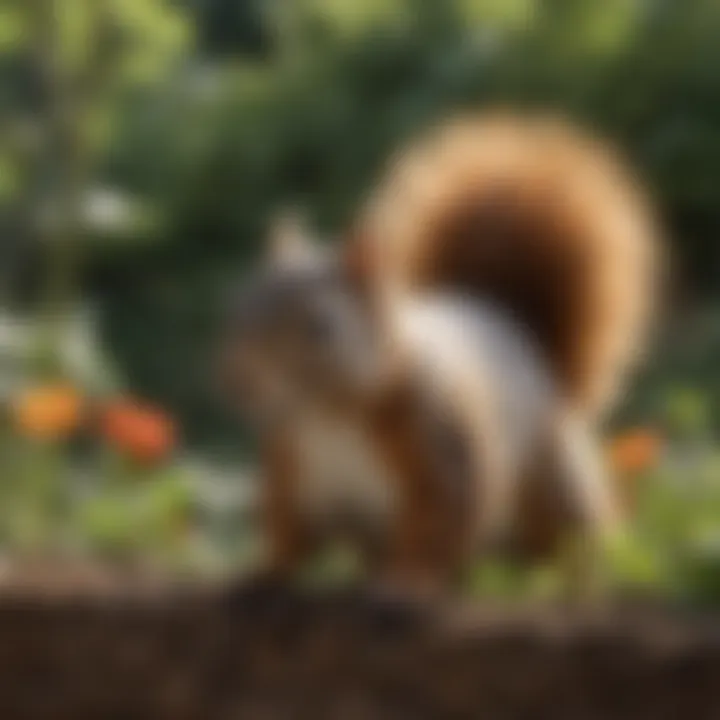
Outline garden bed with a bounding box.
[0,569,717,719]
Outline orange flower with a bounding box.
[101,400,176,465]
[12,384,84,440]
[608,429,663,476]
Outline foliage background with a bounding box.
[2,0,720,596]
[4,0,720,447]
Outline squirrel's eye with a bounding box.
[302,311,335,344]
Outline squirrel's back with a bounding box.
[353,113,661,418]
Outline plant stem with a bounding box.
[29,0,90,378]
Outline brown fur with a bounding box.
[259,429,318,577]
[256,378,478,593]
[351,113,661,417]
[360,376,476,591]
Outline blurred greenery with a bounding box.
[3,0,720,445]
[2,0,720,600]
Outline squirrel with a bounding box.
[219,112,661,597]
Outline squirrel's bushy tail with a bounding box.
[353,113,661,418]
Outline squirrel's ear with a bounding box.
[266,209,318,268]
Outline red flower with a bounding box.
[101,400,176,465]
[608,429,663,476]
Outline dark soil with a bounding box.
[0,567,717,719]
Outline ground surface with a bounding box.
[0,567,717,719]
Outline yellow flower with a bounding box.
[12,384,84,441]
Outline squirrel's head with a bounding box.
[217,211,386,430]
